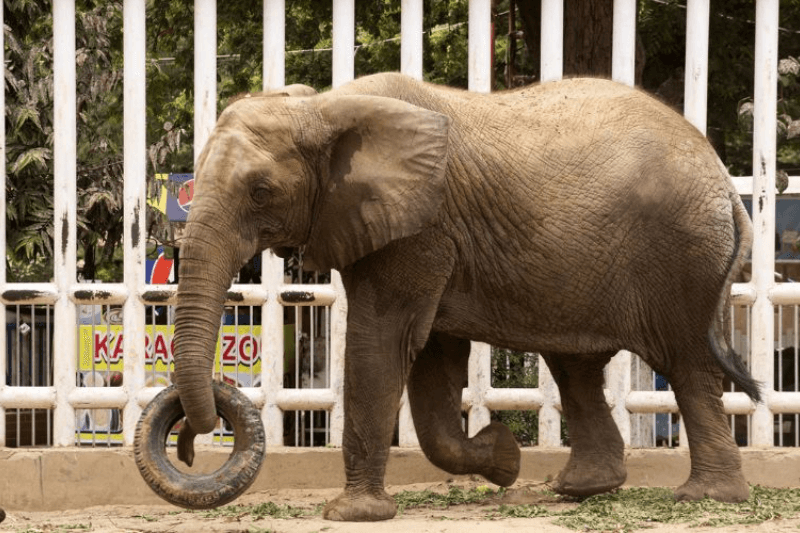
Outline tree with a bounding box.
[5,0,125,282]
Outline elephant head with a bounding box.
[172,89,450,444]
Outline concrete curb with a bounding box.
[1,447,799,511]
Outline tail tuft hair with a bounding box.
[708,334,761,403]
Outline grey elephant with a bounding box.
[134,72,759,521]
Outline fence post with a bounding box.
[540,0,563,82]
[607,351,632,445]
[607,0,638,445]
[264,0,285,91]
[0,0,6,447]
[684,0,710,134]
[537,355,561,446]
[189,0,217,446]
[396,0,425,447]
[261,253,285,446]
[468,0,492,93]
[328,271,347,446]
[401,0,423,80]
[261,0,287,448]
[749,0,780,447]
[332,0,355,88]
[52,0,78,446]
[468,343,492,436]
[612,0,636,86]
[194,0,216,161]
[122,0,148,445]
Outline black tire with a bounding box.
[134,382,265,509]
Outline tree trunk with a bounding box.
[563,1,614,77]
[515,0,645,83]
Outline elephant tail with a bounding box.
[708,192,761,403]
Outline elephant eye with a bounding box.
[252,184,272,205]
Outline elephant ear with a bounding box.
[303,95,450,271]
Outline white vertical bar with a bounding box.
[52,0,78,446]
[607,351,631,446]
[328,271,347,445]
[0,0,5,446]
[608,0,637,443]
[263,0,285,90]
[398,0,424,442]
[261,3,286,447]
[678,413,689,448]
[261,253,285,446]
[684,0,710,134]
[122,0,147,446]
[468,0,492,93]
[537,355,561,446]
[750,0,779,448]
[540,0,563,82]
[467,342,492,436]
[401,0,423,80]
[192,0,217,446]
[612,0,636,86]
[332,0,355,88]
[398,388,418,447]
[194,0,217,163]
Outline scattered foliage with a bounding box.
[199,501,312,520]
[394,484,800,531]
[394,485,505,514]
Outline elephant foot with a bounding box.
[476,422,521,487]
[675,471,749,503]
[552,453,627,497]
[323,487,397,521]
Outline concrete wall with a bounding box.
[2,447,800,512]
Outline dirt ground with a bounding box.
[4,481,800,533]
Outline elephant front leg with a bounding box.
[322,236,456,521]
[408,332,520,486]
[322,342,404,521]
[542,352,627,497]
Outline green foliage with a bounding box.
[550,485,800,532]
[199,501,311,519]
[5,0,126,282]
[490,503,551,518]
[394,485,504,513]
[637,0,800,178]
[490,348,540,446]
[391,484,800,529]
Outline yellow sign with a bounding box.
[78,324,265,375]
[76,324,295,444]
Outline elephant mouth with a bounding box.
[272,246,294,259]
[271,246,320,271]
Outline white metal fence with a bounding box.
[1,0,797,454]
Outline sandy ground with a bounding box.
[4,480,800,533]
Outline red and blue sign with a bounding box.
[166,173,194,222]
[145,247,175,284]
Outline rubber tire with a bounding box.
[134,382,265,509]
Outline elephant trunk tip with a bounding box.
[174,372,220,435]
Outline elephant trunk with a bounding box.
[173,220,245,435]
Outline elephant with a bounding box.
[134,72,759,521]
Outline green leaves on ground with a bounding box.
[395,484,800,531]
[394,485,505,513]
[199,501,313,520]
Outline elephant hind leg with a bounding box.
[408,332,520,487]
[666,346,749,503]
[542,352,627,497]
